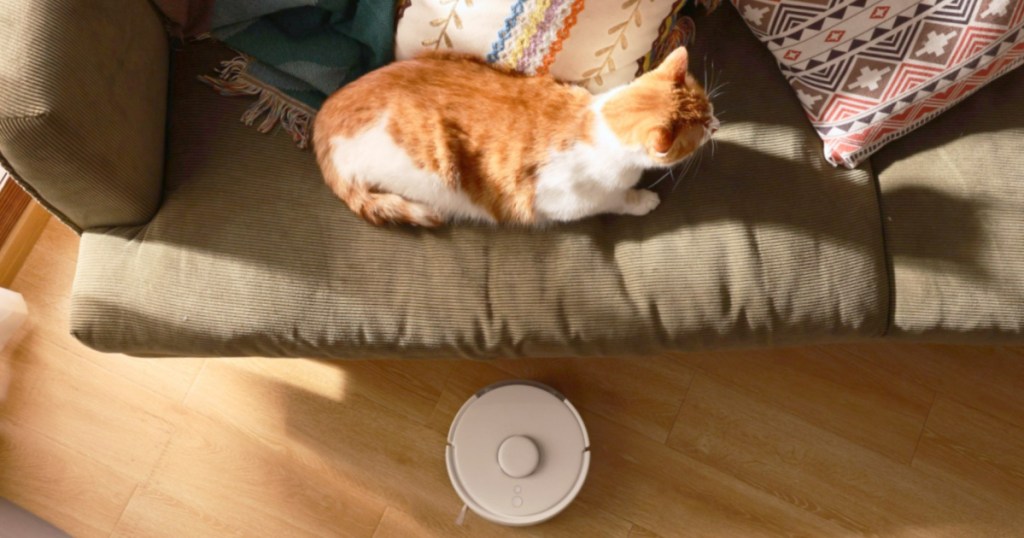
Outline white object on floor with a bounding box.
[0,288,27,351]
[446,380,590,527]
[0,498,70,537]
[0,288,27,402]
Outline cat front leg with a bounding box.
[614,188,661,216]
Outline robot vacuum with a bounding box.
[446,380,590,527]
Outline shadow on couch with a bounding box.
[635,140,991,282]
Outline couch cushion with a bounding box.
[69,9,889,358]
[871,61,1024,342]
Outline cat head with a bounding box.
[600,47,718,166]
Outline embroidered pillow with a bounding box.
[731,0,1024,167]
[395,0,716,93]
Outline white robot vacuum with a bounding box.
[446,380,590,526]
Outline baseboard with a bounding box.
[0,176,50,287]
[0,172,32,243]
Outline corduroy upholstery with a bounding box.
[871,64,1024,342]
[0,0,168,231]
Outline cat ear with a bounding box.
[657,47,689,86]
[647,126,674,156]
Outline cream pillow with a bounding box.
[396,0,689,92]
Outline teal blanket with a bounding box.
[155,0,397,147]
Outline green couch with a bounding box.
[1,0,1022,358]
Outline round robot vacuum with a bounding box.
[446,380,590,526]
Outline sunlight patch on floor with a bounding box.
[216,357,349,403]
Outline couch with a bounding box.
[1,0,1021,359]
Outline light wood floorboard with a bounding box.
[2,220,1023,537]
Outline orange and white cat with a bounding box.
[313,47,717,227]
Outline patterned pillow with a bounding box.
[395,0,716,93]
[732,0,1024,167]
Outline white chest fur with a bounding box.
[533,91,654,222]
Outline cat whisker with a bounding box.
[672,168,686,192]
[703,54,709,88]
[672,159,689,187]
[707,81,730,101]
[673,153,696,192]
[678,145,708,192]
[648,168,674,189]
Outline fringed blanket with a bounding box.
[154,0,397,148]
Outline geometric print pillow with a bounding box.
[732,0,1024,167]
[396,0,711,93]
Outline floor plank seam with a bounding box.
[663,368,697,445]
[180,359,209,405]
[106,483,140,538]
[370,505,391,538]
[121,378,199,501]
[941,393,1024,436]
[910,389,938,465]
[419,361,457,428]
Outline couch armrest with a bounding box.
[0,0,168,231]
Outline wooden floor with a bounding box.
[2,220,1024,537]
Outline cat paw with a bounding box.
[621,189,660,216]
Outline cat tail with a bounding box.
[321,165,442,227]
[348,188,443,228]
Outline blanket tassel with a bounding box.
[199,55,313,149]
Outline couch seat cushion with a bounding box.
[69,9,889,358]
[871,61,1024,342]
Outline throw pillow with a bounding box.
[731,0,1024,167]
[395,0,715,93]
